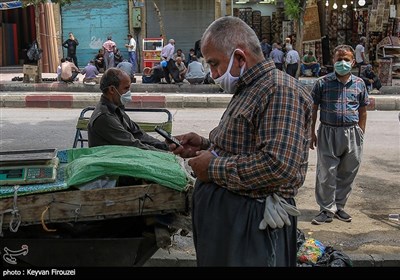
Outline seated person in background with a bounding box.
[81,60,99,84]
[186,48,196,67]
[360,64,382,91]
[301,50,320,77]
[173,49,186,64]
[88,68,169,151]
[94,49,105,72]
[114,48,123,66]
[142,64,165,84]
[175,57,187,82]
[57,58,66,81]
[185,56,205,84]
[116,60,135,83]
[60,57,79,83]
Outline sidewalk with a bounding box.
[1,71,400,267]
[1,72,399,110]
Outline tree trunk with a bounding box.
[295,0,307,78]
[296,0,308,56]
[35,4,42,82]
[153,2,166,43]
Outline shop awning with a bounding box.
[0,1,22,10]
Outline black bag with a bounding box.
[27,41,42,61]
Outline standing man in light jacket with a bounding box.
[355,36,367,77]
[125,34,137,73]
[102,36,117,71]
[161,39,180,83]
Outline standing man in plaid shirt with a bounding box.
[310,45,369,226]
[169,17,313,267]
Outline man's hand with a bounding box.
[310,133,317,150]
[187,150,214,182]
[169,132,203,158]
[259,194,301,230]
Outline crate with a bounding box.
[23,64,40,83]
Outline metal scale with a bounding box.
[0,149,59,186]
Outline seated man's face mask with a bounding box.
[113,86,132,105]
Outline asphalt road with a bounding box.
[1,108,399,259]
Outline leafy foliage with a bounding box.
[283,0,307,20]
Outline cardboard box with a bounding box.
[23,64,38,75]
[23,64,40,83]
[391,78,400,86]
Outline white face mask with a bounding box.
[114,86,132,106]
[212,49,245,94]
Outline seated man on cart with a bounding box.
[88,68,169,151]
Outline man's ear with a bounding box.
[108,86,117,96]
[235,50,246,67]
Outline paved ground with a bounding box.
[1,71,399,111]
[1,70,400,267]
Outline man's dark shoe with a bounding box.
[311,211,333,225]
[335,209,352,222]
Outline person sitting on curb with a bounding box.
[185,56,205,84]
[360,64,382,92]
[142,64,165,84]
[56,58,66,81]
[301,51,320,77]
[60,57,79,83]
[175,57,187,82]
[94,48,105,72]
[116,60,136,83]
[81,60,99,84]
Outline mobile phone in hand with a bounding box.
[155,127,181,147]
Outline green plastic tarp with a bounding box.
[66,145,189,192]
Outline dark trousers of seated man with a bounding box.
[363,76,382,90]
[61,71,79,83]
[163,59,181,83]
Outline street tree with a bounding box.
[283,0,308,77]
[283,0,308,56]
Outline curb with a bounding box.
[0,82,222,94]
[0,93,233,109]
[1,93,400,110]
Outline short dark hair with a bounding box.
[333,45,355,58]
[100,68,124,94]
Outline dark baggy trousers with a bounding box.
[192,180,298,267]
